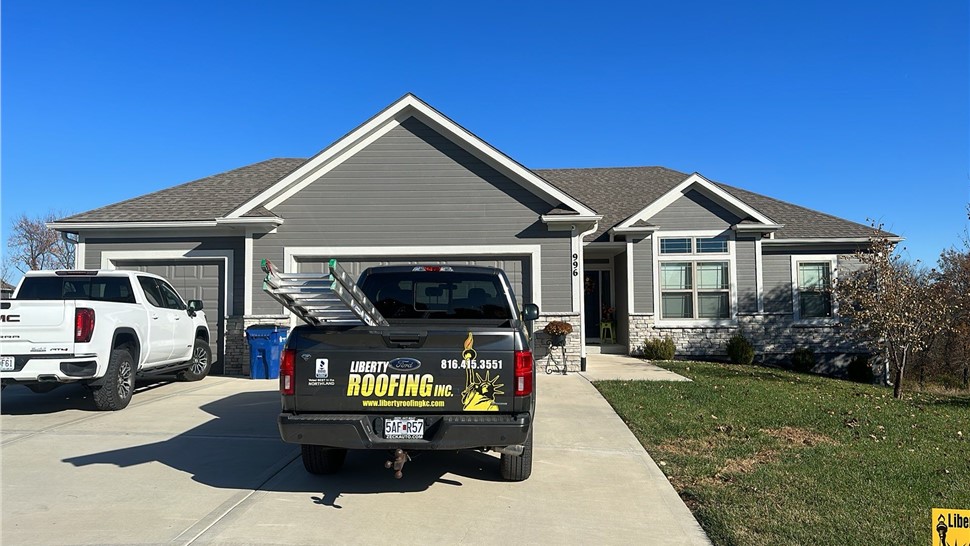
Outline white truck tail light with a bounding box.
[75,308,95,343]
[514,350,533,396]
[280,348,296,395]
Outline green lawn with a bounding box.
[594,360,970,546]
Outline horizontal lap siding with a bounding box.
[736,238,757,314]
[252,117,570,315]
[632,238,654,313]
[763,246,861,315]
[647,190,741,230]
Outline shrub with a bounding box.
[791,348,816,373]
[642,337,675,360]
[847,354,874,383]
[726,334,755,365]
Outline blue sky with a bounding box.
[2,1,968,278]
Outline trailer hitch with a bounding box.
[384,448,410,479]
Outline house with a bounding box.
[50,94,893,375]
[1,280,14,299]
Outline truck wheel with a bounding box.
[92,347,135,411]
[177,339,212,382]
[301,445,347,475]
[500,429,534,481]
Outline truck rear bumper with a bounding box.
[0,354,101,383]
[278,412,532,450]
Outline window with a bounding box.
[660,261,730,319]
[796,262,832,319]
[15,276,135,303]
[660,238,692,254]
[660,236,728,255]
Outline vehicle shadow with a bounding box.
[1,379,179,415]
[62,390,507,498]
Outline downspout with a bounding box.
[60,231,80,269]
[576,222,599,372]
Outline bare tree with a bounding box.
[5,211,76,273]
[835,226,951,399]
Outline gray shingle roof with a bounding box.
[58,158,305,223]
[58,159,892,240]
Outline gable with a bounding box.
[646,189,742,230]
[270,116,555,238]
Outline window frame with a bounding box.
[790,255,838,324]
[654,231,737,326]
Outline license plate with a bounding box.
[0,356,14,372]
[384,418,424,440]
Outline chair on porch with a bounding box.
[599,321,615,343]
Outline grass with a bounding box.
[594,360,970,546]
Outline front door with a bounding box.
[583,269,613,342]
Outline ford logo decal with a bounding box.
[389,357,421,371]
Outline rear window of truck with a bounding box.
[361,271,512,321]
[16,276,137,304]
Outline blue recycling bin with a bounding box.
[245,325,289,379]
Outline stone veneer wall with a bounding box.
[628,312,870,376]
[225,315,290,377]
[531,313,583,372]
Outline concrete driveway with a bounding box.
[1,368,709,545]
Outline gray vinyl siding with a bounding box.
[614,250,630,345]
[762,245,861,314]
[252,116,571,315]
[83,236,245,313]
[631,237,654,313]
[735,237,757,314]
[647,189,742,230]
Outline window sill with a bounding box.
[792,318,840,328]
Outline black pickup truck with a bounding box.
[277,265,539,480]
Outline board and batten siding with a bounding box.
[631,237,654,313]
[84,237,245,310]
[646,189,742,230]
[251,117,571,315]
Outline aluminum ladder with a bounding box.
[261,258,389,326]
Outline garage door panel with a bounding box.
[295,255,530,308]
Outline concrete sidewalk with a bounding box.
[2,370,710,545]
[581,353,693,382]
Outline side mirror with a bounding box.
[187,300,204,317]
[521,303,540,321]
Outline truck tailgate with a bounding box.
[288,326,517,413]
[0,301,77,349]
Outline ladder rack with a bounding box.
[261,259,389,326]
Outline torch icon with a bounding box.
[937,514,948,546]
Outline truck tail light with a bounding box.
[280,348,296,395]
[75,308,95,343]
[514,350,533,396]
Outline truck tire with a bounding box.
[500,429,533,481]
[92,347,135,411]
[177,339,212,382]
[301,445,347,475]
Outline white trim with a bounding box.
[612,226,659,235]
[51,221,219,230]
[216,217,283,226]
[570,228,581,312]
[76,237,86,270]
[653,230,738,324]
[541,215,602,224]
[618,173,777,230]
[766,237,903,245]
[282,244,542,309]
[755,238,764,313]
[100,249,234,316]
[244,231,254,315]
[230,94,598,219]
[790,254,839,325]
[575,223,598,361]
[626,240,636,314]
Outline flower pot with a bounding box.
[551,334,567,347]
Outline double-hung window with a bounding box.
[658,236,732,320]
[794,259,835,320]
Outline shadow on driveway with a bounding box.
[61,390,505,502]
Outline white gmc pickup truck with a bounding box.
[0,270,212,410]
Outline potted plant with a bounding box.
[543,320,573,346]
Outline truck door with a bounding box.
[154,279,196,361]
[136,276,177,363]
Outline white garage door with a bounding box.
[114,261,225,374]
